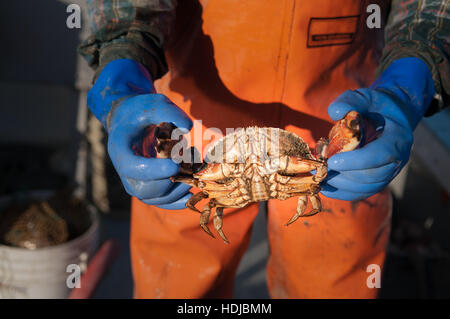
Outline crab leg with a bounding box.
[278,156,327,182]
[200,199,216,239]
[270,183,314,197]
[310,164,328,182]
[171,176,199,187]
[192,178,251,201]
[214,196,250,208]
[206,189,250,200]
[279,157,324,174]
[303,193,322,217]
[213,207,229,244]
[186,191,208,213]
[171,177,247,195]
[286,195,308,226]
[272,190,308,200]
[200,178,245,191]
[274,184,314,193]
[285,193,322,226]
[194,163,244,181]
[269,173,312,184]
[269,178,320,196]
[270,174,316,186]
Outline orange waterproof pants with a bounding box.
[131,191,391,299]
[130,0,391,298]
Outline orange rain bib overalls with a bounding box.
[131,0,392,298]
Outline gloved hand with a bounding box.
[87,59,193,209]
[322,57,435,201]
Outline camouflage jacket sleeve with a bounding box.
[78,0,177,81]
[377,0,450,114]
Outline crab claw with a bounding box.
[132,122,183,159]
[316,111,362,160]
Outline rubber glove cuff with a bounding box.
[370,57,435,129]
[87,59,155,129]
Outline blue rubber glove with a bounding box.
[87,59,193,209]
[322,57,435,201]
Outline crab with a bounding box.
[159,111,361,243]
[133,111,362,243]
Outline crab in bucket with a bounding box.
[135,111,363,243]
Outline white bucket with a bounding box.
[0,191,99,299]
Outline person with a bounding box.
[80,0,449,298]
